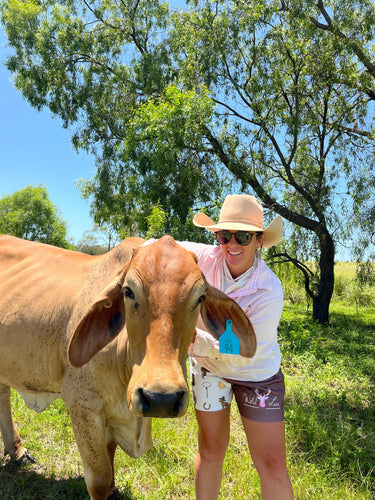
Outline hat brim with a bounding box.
[193,213,283,248]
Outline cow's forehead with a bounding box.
[129,238,202,285]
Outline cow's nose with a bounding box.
[137,388,187,417]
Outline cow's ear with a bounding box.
[68,269,127,368]
[200,284,257,358]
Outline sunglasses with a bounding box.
[215,230,255,246]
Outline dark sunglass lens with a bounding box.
[216,230,232,244]
[235,232,253,245]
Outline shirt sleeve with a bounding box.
[142,239,211,257]
[176,241,212,259]
[176,241,222,278]
[244,284,283,352]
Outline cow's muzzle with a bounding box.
[131,388,188,418]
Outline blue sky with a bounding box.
[0,33,95,244]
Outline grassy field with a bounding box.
[1,265,374,499]
[334,261,357,279]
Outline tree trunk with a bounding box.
[312,231,335,323]
[312,283,333,323]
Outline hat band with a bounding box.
[219,217,264,229]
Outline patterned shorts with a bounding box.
[190,360,285,423]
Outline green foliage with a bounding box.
[145,204,168,239]
[75,81,224,236]
[266,242,314,305]
[274,260,310,305]
[0,185,69,248]
[356,260,375,286]
[278,260,375,311]
[331,262,375,311]
[145,203,214,242]
[75,233,107,255]
[334,273,352,299]
[347,281,375,312]
[76,224,120,254]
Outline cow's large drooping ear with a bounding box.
[68,267,128,368]
[200,284,257,358]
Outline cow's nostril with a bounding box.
[172,391,185,414]
[137,388,151,412]
[136,388,187,417]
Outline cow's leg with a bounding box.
[0,384,26,460]
[106,438,117,486]
[67,404,116,500]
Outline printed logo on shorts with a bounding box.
[242,388,280,410]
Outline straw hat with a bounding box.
[193,194,283,248]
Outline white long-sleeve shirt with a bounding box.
[178,241,283,382]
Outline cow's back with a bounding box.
[0,235,142,393]
[0,236,96,391]
[0,235,95,325]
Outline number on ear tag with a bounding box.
[219,319,240,355]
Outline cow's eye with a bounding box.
[193,294,205,310]
[124,286,135,300]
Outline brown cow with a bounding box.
[0,235,256,499]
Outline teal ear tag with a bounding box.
[219,320,240,355]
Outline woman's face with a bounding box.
[219,231,263,278]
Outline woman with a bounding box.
[181,194,293,500]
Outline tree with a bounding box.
[0,185,70,248]
[294,0,375,260]
[76,224,120,254]
[2,0,375,322]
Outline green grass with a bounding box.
[280,303,375,500]
[334,261,357,280]
[1,301,374,499]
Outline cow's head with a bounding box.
[68,236,256,418]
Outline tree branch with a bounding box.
[272,251,316,299]
[203,126,320,231]
[310,1,375,77]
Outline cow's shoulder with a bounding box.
[109,237,145,259]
